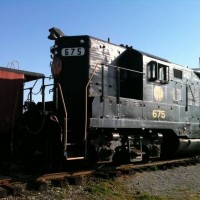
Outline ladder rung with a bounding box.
[66,157,84,161]
[67,143,79,146]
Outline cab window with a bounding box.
[148,61,169,83]
[148,61,157,81]
[158,64,169,83]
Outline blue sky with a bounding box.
[1,0,200,76]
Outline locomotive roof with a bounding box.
[57,35,170,64]
[0,66,45,82]
[89,35,170,63]
[137,49,169,63]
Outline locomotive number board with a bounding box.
[61,47,85,56]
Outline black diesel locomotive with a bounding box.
[10,28,200,169]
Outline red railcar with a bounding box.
[0,66,44,164]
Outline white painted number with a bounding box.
[152,110,166,119]
[61,47,85,56]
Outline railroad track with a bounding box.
[0,156,199,198]
[117,157,199,171]
[0,175,22,198]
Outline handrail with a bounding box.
[57,83,68,151]
[102,63,144,74]
[84,63,99,141]
[188,84,196,102]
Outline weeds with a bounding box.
[84,179,166,200]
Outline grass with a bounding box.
[85,179,129,199]
[134,192,167,200]
[84,179,167,200]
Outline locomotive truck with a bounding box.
[2,27,200,170]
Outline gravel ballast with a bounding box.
[2,163,200,199]
[122,163,200,199]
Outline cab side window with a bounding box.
[148,61,169,83]
[148,61,157,81]
[158,64,169,83]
